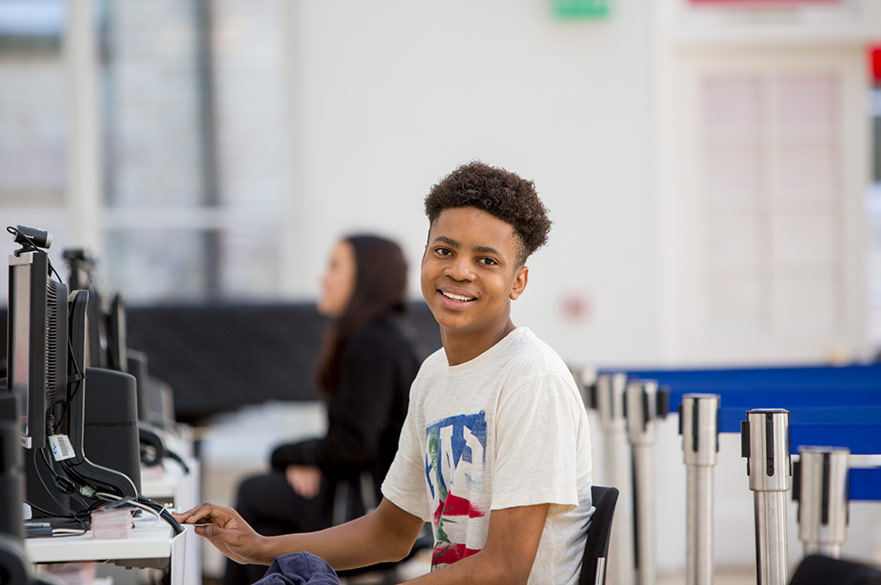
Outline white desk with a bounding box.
[25,429,201,585]
[25,519,176,567]
[26,519,188,585]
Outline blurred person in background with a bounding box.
[225,234,423,585]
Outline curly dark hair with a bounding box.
[424,161,551,264]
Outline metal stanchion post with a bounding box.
[679,394,720,585]
[794,446,850,558]
[741,409,791,585]
[577,366,598,408]
[626,379,668,585]
[596,373,634,585]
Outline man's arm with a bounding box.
[404,503,550,585]
[174,497,424,570]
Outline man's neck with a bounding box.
[441,319,517,366]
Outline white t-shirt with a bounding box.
[381,327,593,585]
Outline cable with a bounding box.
[164,448,191,474]
[55,343,84,431]
[38,447,94,511]
[50,528,89,537]
[96,492,163,527]
[136,495,184,535]
[31,448,78,518]
[25,449,91,534]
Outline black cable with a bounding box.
[26,501,67,520]
[38,447,92,512]
[164,449,191,474]
[55,340,84,431]
[32,448,79,517]
[136,495,184,535]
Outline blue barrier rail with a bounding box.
[596,364,881,501]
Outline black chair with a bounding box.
[789,554,881,585]
[580,485,619,585]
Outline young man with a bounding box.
[175,161,593,585]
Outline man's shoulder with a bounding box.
[417,346,448,372]
[502,328,568,373]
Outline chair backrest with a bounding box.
[580,485,619,585]
[789,554,881,585]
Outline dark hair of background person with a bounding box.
[315,234,408,394]
[424,160,552,264]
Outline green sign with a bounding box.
[553,0,609,18]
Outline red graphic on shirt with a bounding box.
[433,542,482,566]
[432,492,485,567]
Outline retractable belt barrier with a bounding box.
[793,446,850,559]
[680,394,720,585]
[625,380,668,585]
[742,409,792,585]
[592,364,881,500]
[592,372,635,585]
[580,364,881,585]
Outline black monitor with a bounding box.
[63,249,128,374]
[63,248,108,370]
[6,226,137,518]
[106,292,128,373]
[6,244,67,451]
[61,290,138,500]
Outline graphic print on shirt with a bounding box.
[424,411,488,569]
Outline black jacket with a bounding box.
[270,313,421,489]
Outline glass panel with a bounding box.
[0,57,66,206]
[704,276,764,332]
[213,0,288,208]
[103,229,210,303]
[102,0,204,208]
[776,73,837,130]
[703,76,761,129]
[703,215,762,272]
[704,144,762,212]
[776,143,839,209]
[771,213,837,269]
[218,227,283,300]
[772,276,839,334]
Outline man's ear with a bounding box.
[510,265,528,300]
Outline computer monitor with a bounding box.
[61,290,138,500]
[63,249,129,374]
[63,249,108,370]
[6,244,67,451]
[6,226,137,517]
[106,293,128,373]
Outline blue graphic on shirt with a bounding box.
[424,411,489,567]
[424,412,487,502]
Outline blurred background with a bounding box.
[1,0,879,369]
[1,0,880,581]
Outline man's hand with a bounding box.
[286,465,322,499]
[172,504,270,565]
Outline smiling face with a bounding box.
[421,207,528,364]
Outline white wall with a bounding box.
[284,0,662,366]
